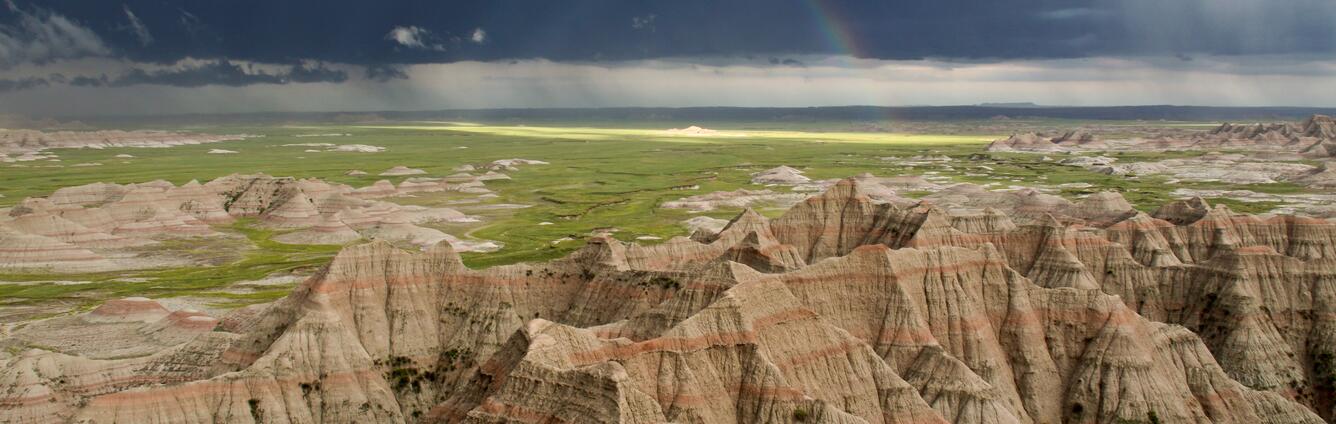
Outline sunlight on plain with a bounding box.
[354,123,991,145]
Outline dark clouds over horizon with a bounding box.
[2,0,1336,114]
[12,0,1336,66]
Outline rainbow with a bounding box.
[802,0,863,57]
[802,1,904,112]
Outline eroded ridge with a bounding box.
[2,178,1332,423]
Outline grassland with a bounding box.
[0,120,1318,317]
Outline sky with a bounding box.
[1,0,1335,116]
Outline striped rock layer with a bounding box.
[1,178,1333,423]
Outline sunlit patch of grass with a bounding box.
[355,124,992,145]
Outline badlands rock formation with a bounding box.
[1059,153,1319,185]
[989,115,1336,158]
[486,158,549,171]
[332,145,385,153]
[681,215,730,235]
[0,129,249,157]
[381,166,428,176]
[283,143,386,153]
[3,178,1333,423]
[751,165,811,185]
[663,125,718,135]
[1197,115,1336,156]
[986,130,1106,152]
[984,133,1061,153]
[662,188,807,212]
[8,297,220,359]
[1294,162,1336,189]
[668,171,944,216]
[0,172,499,271]
[663,125,747,137]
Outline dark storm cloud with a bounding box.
[0,76,47,92]
[364,64,409,82]
[285,63,349,83]
[110,61,284,86]
[68,74,107,87]
[8,0,1335,67]
[65,61,348,88]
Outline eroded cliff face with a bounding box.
[3,178,1333,423]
